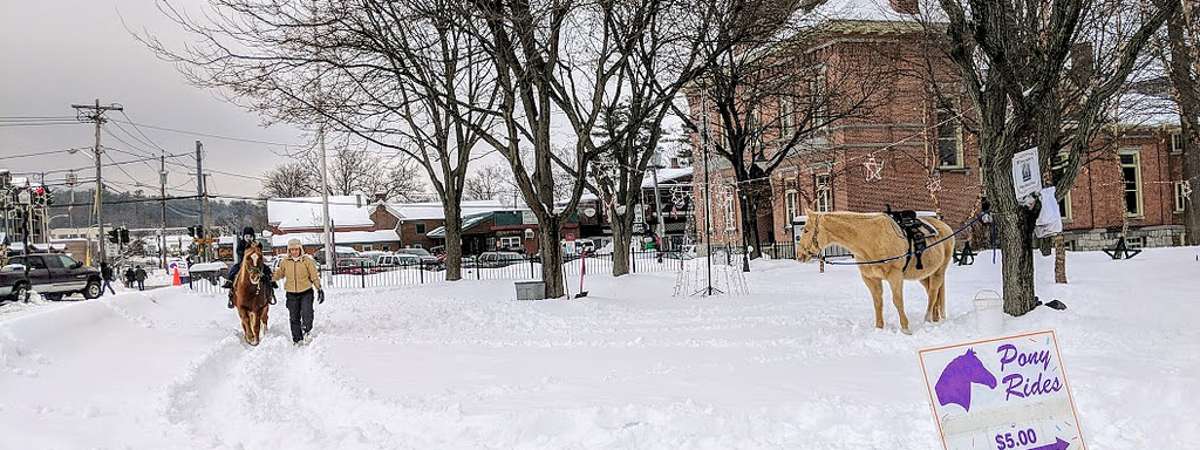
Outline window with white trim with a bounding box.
[1170,132,1183,154]
[1119,150,1143,216]
[498,236,521,249]
[1176,182,1188,213]
[936,109,963,168]
[809,66,827,130]
[724,195,736,231]
[814,174,832,212]
[785,189,798,228]
[1058,192,1072,221]
[780,97,795,137]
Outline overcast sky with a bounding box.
[1,0,307,198]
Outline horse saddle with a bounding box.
[884,207,940,270]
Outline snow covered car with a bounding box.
[0,253,103,301]
[395,248,440,269]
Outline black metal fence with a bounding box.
[184,242,856,294]
[186,249,691,294]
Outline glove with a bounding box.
[317,289,325,304]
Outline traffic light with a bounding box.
[119,228,130,244]
[107,229,120,244]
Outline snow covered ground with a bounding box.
[1,247,1197,449]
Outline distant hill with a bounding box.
[48,189,267,235]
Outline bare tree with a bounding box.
[261,162,316,198]
[677,1,894,261]
[1162,2,1200,244]
[441,0,661,297]
[934,0,1175,315]
[464,165,510,201]
[141,0,492,281]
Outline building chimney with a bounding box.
[890,0,919,15]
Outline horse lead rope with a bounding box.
[818,213,986,266]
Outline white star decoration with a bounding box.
[862,154,883,182]
[926,173,943,194]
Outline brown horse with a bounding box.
[796,210,953,334]
[233,241,271,346]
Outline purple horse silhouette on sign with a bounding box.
[935,349,997,412]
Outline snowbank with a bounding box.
[0,248,1197,448]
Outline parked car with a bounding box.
[333,257,370,275]
[474,251,526,268]
[395,248,440,268]
[0,253,103,301]
[376,253,421,269]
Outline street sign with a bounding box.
[919,330,1086,450]
[1011,148,1042,201]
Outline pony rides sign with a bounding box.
[918,330,1086,450]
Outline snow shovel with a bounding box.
[574,253,589,298]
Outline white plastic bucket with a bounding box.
[973,289,1005,335]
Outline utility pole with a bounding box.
[319,123,334,269]
[195,140,209,262]
[160,155,168,269]
[71,99,122,265]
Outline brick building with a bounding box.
[689,0,1186,253]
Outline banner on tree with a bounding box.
[918,330,1086,450]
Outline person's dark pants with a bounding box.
[286,289,315,343]
[137,281,145,291]
[102,280,116,295]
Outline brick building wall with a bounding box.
[689,21,1184,253]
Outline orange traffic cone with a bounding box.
[172,267,182,286]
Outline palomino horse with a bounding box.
[233,241,271,345]
[796,210,953,334]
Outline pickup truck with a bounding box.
[0,253,104,302]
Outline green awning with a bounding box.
[425,212,494,239]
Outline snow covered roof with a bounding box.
[579,167,693,202]
[388,199,528,221]
[269,230,400,247]
[426,212,494,239]
[776,0,935,42]
[267,195,375,230]
[1115,92,1180,127]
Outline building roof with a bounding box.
[267,195,375,230]
[1115,92,1181,127]
[387,199,528,221]
[268,230,401,247]
[579,167,693,202]
[425,212,495,239]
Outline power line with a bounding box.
[0,148,91,161]
[109,118,303,147]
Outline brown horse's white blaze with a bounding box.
[797,210,953,334]
[233,242,271,346]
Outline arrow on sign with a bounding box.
[1030,438,1069,450]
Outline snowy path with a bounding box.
[1,248,1198,449]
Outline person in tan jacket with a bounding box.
[273,239,324,344]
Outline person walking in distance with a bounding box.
[273,239,324,344]
[133,266,147,291]
[99,262,117,296]
[123,266,136,288]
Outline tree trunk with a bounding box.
[538,216,565,299]
[442,201,463,281]
[1166,9,1200,245]
[610,213,632,277]
[1053,234,1067,284]
[986,152,1040,316]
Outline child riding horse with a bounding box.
[225,226,274,308]
[232,241,272,346]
